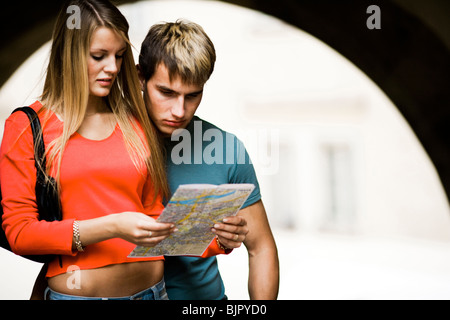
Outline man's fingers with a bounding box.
[213,228,245,242]
[216,235,242,249]
[223,216,246,226]
[213,222,249,236]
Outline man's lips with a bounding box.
[163,120,185,128]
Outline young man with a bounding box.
[138,19,279,300]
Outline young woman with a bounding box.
[0,0,175,300]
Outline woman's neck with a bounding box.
[86,95,110,116]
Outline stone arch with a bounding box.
[1,0,449,200]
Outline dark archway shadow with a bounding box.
[1,0,449,201]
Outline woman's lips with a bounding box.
[97,78,112,86]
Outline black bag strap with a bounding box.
[12,107,47,181]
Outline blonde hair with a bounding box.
[139,19,216,85]
[41,0,168,201]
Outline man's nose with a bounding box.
[171,96,185,118]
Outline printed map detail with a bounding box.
[129,183,255,257]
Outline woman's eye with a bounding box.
[116,55,124,60]
[92,55,103,61]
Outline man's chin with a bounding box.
[157,125,179,138]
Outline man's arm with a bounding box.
[240,200,279,300]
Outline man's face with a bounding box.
[141,64,204,137]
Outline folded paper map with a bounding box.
[128,183,255,257]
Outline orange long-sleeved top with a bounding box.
[0,101,226,278]
[0,101,167,277]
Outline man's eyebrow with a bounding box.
[188,89,204,95]
[155,84,203,96]
[156,84,176,93]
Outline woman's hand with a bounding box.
[113,212,176,247]
[76,212,176,250]
[211,215,249,249]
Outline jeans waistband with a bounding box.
[45,278,168,300]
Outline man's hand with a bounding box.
[212,215,248,249]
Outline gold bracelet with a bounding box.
[216,236,230,251]
[73,220,85,252]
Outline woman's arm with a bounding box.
[75,211,175,250]
[1,112,175,255]
[0,113,74,255]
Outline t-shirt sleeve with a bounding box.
[201,136,261,258]
[228,136,262,209]
[0,112,74,256]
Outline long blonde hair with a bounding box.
[41,0,168,201]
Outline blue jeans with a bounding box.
[44,278,169,300]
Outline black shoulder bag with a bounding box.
[0,106,62,264]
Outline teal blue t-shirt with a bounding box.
[163,116,261,300]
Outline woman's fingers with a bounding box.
[143,224,177,239]
[116,212,176,245]
[135,234,173,247]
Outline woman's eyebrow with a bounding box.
[90,46,127,53]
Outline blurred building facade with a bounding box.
[0,0,449,300]
[1,0,449,242]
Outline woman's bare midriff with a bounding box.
[48,260,164,297]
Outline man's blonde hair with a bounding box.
[139,19,216,85]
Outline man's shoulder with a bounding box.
[193,116,226,132]
[192,116,239,140]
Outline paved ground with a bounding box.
[219,230,450,300]
[1,229,450,300]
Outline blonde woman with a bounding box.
[0,0,174,300]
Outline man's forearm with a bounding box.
[248,247,279,300]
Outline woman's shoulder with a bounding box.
[3,101,60,144]
[1,104,38,156]
[6,101,44,122]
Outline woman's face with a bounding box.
[88,27,127,98]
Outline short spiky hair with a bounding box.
[139,19,216,85]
